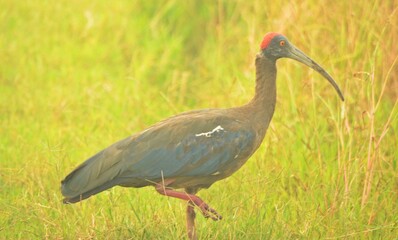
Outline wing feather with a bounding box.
[61,109,257,201]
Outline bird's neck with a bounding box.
[251,53,277,107]
[245,53,277,134]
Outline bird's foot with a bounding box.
[195,202,222,221]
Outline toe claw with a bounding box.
[198,204,222,221]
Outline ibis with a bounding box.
[61,32,344,239]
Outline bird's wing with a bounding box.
[61,109,257,199]
[117,111,257,184]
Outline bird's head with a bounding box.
[260,32,344,101]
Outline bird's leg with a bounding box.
[186,201,197,240]
[185,187,198,240]
[155,184,222,221]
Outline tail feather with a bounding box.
[61,136,148,203]
[61,146,124,203]
[62,180,118,204]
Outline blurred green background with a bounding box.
[1,0,397,239]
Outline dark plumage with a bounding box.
[62,109,258,203]
[61,32,344,239]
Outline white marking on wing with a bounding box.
[195,125,224,137]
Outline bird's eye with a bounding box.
[280,40,285,46]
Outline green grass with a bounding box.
[1,0,397,239]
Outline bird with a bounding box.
[61,32,344,240]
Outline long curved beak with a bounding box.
[288,46,345,101]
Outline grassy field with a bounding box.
[1,0,397,239]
